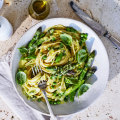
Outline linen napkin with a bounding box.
[0,50,73,120]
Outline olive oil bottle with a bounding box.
[28,0,50,20]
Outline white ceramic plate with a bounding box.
[11,18,109,117]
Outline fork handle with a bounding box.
[42,90,58,120]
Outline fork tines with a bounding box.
[32,65,42,76]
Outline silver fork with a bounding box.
[32,65,58,120]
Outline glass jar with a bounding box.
[28,0,50,20]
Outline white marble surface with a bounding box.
[0,0,120,120]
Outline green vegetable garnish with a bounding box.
[60,33,72,46]
[55,53,64,63]
[17,25,96,105]
[49,29,55,35]
[16,71,26,85]
[51,37,56,42]
[53,82,57,85]
[19,47,28,55]
[37,98,41,102]
[42,55,47,60]
[66,27,77,33]
[60,43,64,48]
[76,49,88,64]
[69,91,76,102]
[48,47,51,50]
[77,84,91,96]
[51,85,55,89]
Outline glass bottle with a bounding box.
[28,0,50,20]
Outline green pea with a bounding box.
[57,100,61,104]
[51,85,55,89]
[53,82,57,85]
[53,101,57,105]
[51,37,56,42]
[48,47,51,50]
[37,98,41,102]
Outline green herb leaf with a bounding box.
[76,49,88,64]
[77,84,91,96]
[19,47,28,55]
[42,55,47,60]
[50,75,57,80]
[26,55,36,59]
[55,53,64,63]
[51,85,55,89]
[37,98,41,102]
[16,71,26,85]
[60,43,64,48]
[60,33,72,46]
[66,27,77,33]
[51,37,56,42]
[53,82,57,85]
[80,33,88,43]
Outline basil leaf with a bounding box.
[55,53,64,63]
[16,71,27,85]
[26,55,36,59]
[19,47,28,55]
[76,49,88,64]
[60,33,72,46]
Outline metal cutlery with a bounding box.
[69,1,120,50]
[32,65,58,120]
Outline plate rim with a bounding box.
[11,18,109,117]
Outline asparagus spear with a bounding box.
[28,27,43,48]
[60,50,96,100]
[86,50,96,67]
[85,67,97,80]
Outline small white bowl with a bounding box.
[0,0,4,9]
[0,16,13,41]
